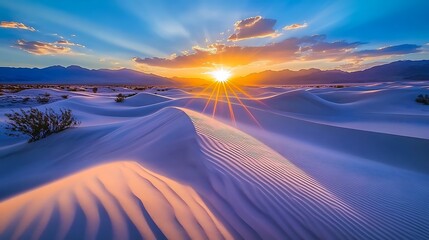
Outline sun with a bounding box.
[209,68,232,82]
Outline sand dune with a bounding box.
[0,161,232,240]
[1,83,428,239]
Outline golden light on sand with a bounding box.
[209,68,231,82]
[189,68,262,127]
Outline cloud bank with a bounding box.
[15,40,72,55]
[0,21,36,31]
[133,35,422,68]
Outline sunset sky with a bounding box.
[1,0,428,79]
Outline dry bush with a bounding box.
[5,108,80,142]
[115,93,125,103]
[416,94,429,105]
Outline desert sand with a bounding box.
[0,82,428,239]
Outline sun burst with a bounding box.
[209,68,231,82]
[189,67,262,128]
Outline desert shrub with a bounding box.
[156,88,169,92]
[22,97,30,103]
[61,95,69,99]
[133,87,148,91]
[36,94,51,104]
[416,94,429,105]
[115,93,125,103]
[92,87,98,93]
[5,108,80,142]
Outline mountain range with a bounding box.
[232,60,429,85]
[0,60,428,85]
[0,65,175,85]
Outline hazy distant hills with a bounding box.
[233,60,429,85]
[0,65,176,85]
[0,60,428,85]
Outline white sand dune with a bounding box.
[1,82,428,239]
[122,93,173,107]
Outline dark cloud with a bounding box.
[133,35,422,68]
[354,44,421,57]
[15,40,72,55]
[0,21,36,31]
[228,16,278,41]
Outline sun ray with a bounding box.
[212,83,222,117]
[226,83,261,127]
[203,83,219,113]
[185,82,216,108]
[229,82,268,107]
[221,82,236,126]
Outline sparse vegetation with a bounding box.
[92,87,98,93]
[115,93,125,103]
[416,94,429,105]
[114,93,137,103]
[61,95,69,99]
[22,97,30,103]
[5,108,80,142]
[36,93,51,104]
[156,88,169,92]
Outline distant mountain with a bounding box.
[1,60,428,86]
[0,65,176,85]
[233,60,429,85]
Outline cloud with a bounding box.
[15,40,72,55]
[0,21,35,31]
[283,23,308,30]
[55,39,85,48]
[354,44,421,58]
[228,16,278,41]
[133,35,422,69]
[134,35,325,68]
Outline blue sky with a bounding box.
[0,0,428,77]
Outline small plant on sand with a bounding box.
[61,95,69,99]
[22,97,30,103]
[36,93,51,104]
[115,93,125,103]
[92,87,98,93]
[5,108,80,142]
[416,94,429,105]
